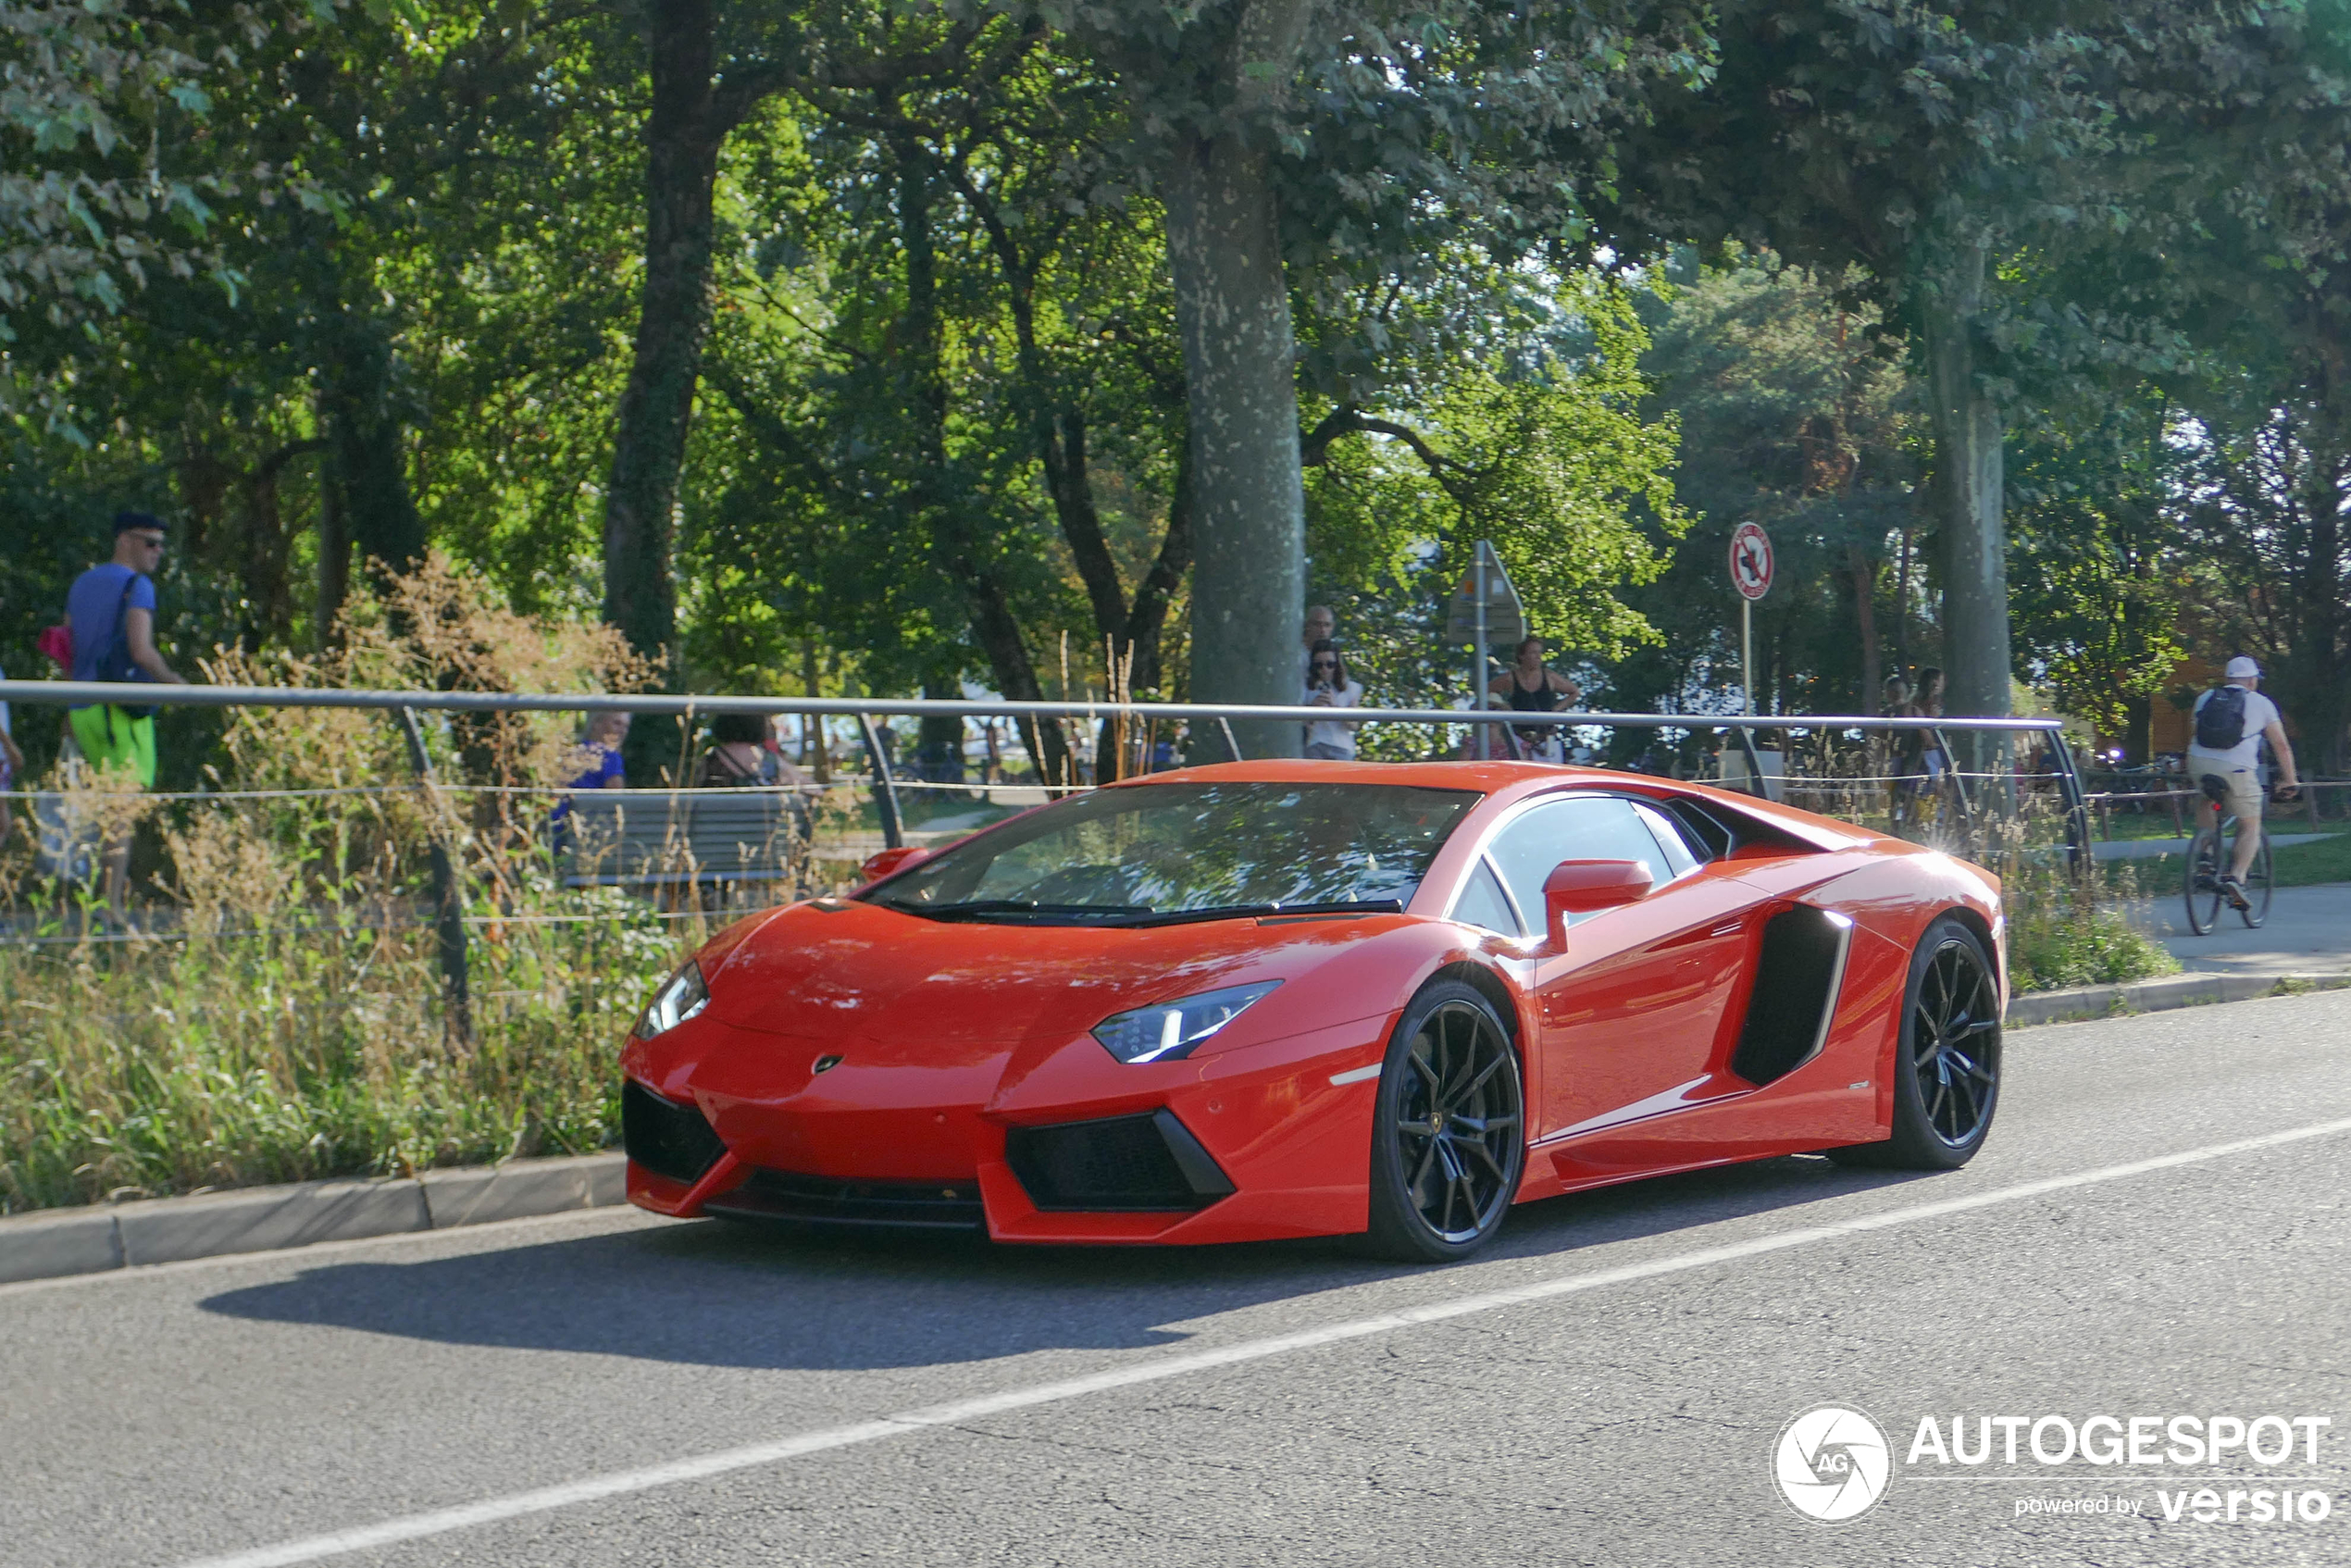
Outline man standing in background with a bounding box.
[1298,604,1336,690]
[66,512,188,915]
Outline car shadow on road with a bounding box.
[198,1156,1942,1372]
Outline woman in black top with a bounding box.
[1486,636,1580,759]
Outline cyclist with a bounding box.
[2187,655,2301,908]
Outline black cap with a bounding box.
[113,510,167,535]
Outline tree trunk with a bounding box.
[894,131,1074,787]
[1848,543,1880,714]
[325,324,425,583]
[800,639,832,784]
[2287,441,2350,776]
[1124,430,1193,697]
[2123,693,2151,764]
[316,463,350,647]
[1922,243,2010,765]
[603,0,727,781]
[605,0,721,667]
[1162,113,1306,758]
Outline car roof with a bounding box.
[1101,758,1592,792]
[1100,758,1879,851]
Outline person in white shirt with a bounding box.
[1301,640,1364,760]
[2187,654,2300,901]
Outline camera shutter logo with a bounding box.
[1774,1405,1893,1524]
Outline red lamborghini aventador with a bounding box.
[620,761,2004,1261]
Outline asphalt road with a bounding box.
[6,992,2349,1568]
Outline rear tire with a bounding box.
[1828,916,2001,1171]
[1362,980,1526,1263]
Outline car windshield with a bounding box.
[864,782,1480,925]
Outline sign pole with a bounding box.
[1728,523,1773,719]
[1741,597,1753,716]
[1443,542,1524,764]
[1474,552,1488,761]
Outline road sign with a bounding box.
[1729,523,1774,602]
[1443,541,1526,646]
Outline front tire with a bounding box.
[2184,822,2222,936]
[2240,829,2273,928]
[1362,980,1526,1263]
[1828,915,2001,1171]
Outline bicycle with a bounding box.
[2183,774,2282,935]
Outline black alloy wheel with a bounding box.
[1829,916,2001,1170]
[1363,979,1526,1262]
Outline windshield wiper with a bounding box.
[889,898,1152,924]
[1107,899,1405,929]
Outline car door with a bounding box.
[1484,794,1757,1139]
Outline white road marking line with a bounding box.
[169,1113,2351,1568]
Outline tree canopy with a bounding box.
[6,0,2351,779]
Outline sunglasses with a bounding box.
[1311,660,1338,670]
[129,533,166,550]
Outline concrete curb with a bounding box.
[0,1151,625,1286]
[1,975,2339,1285]
[2007,971,2351,1028]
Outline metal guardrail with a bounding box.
[0,678,2088,1036]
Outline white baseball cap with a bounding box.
[2226,655,2261,678]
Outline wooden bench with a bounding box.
[559,790,813,889]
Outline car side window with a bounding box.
[1632,802,1699,880]
[1486,795,1674,926]
[1449,857,1522,936]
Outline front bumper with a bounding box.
[621,1014,1389,1245]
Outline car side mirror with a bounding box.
[1541,858,1653,948]
[860,845,931,882]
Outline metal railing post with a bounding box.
[2048,731,2094,877]
[1732,722,1770,800]
[858,715,903,850]
[392,705,472,1043]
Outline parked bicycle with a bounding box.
[2184,773,2278,934]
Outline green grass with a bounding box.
[2111,829,2351,891]
[0,878,688,1214]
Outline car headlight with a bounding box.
[1091,981,1281,1064]
[637,960,710,1039]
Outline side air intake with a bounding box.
[621,1079,728,1187]
[1730,905,1853,1087]
[1005,1109,1236,1212]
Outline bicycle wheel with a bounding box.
[2239,825,2274,928]
[2184,823,2222,936]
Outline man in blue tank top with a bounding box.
[64,511,188,915]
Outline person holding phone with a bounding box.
[1301,640,1364,760]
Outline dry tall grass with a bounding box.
[0,559,730,1213]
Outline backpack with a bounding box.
[81,573,156,718]
[2195,684,2248,753]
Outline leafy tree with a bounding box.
[1617,255,1922,721]
[1302,276,1688,730]
[1599,0,2123,730]
[1054,0,1710,749]
[2004,390,2189,755]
